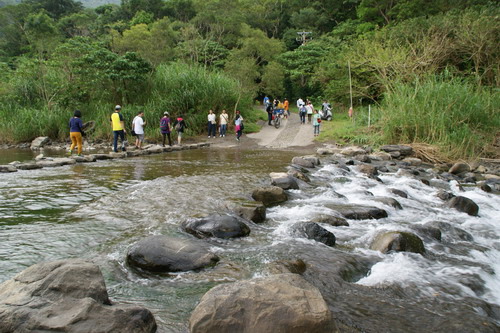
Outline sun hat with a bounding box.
[115,105,121,110]
[164,111,169,115]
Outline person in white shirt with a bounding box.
[219,110,229,137]
[306,101,314,123]
[207,110,216,138]
[132,111,146,149]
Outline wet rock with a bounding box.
[340,146,367,156]
[411,225,442,241]
[0,165,17,173]
[287,169,310,182]
[329,205,388,220]
[270,172,299,190]
[437,189,456,201]
[389,188,408,198]
[71,155,97,163]
[92,153,115,160]
[380,145,413,157]
[449,162,470,175]
[373,197,403,210]
[357,164,378,176]
[15,163,43,170]
[291,156,315,168]
[30,136,50,150]
[109,152,127,158]
[420,178,430,186]
[189,273,333,333]
[447,196,479,216]
[182,214,251,239]
[378,165,389,173]
[252,186,288,206]
[301,155,320,166]
[310,214,349,227]
[268,259,307,275]
[127,235,219,272]
[425,221,473,241]
[292,222,336,247]
[0,259,157,332]
[36,157,76,168]
[233,202,266,223]
[370,231,425,254]
[402,157,422,166]
[353,155,371,163]
[479,182,492,193]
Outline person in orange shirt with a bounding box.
[283,98,289,119]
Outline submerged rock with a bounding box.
[292,222,336,247]
[411,225,442,241]
[371,231,425,254]
[389,188,408,198]
[268,259,307,275]
[447,196,479,216]
[0,165,17,172]
[127,235,219,272]
[183,214,251,239]
[189,273,333,333]
[0,259,157,333]
[425,221,473,241]
[252,186,288,206]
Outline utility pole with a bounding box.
[296,31,312,45]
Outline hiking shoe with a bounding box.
[122,147,126,152]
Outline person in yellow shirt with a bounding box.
[283,98,289,119]
[110,105,127,152]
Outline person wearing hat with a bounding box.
[110,105,127,152]
[68,109,83,156]
[160,111,172,146]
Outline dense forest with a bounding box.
[0,0,498,158]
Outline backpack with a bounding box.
[160,118,168,131]
[175,122,182,131]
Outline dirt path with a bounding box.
[210,109,317,150]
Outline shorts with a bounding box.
[177,132,183,138]
[137,134,144,141]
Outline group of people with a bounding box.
[296,98,326,136]
[264,96,290,125]
[68,105,244,156]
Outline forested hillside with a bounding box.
[0,0,498,158]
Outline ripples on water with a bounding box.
[0,147,499,332]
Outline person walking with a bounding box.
[110,105,127,152]
[306,101,314,123]
[174,115,187,145]
[234,110,244,141]
[132,111,146,149]
[284,98,289,118]
[207,109,216,138]
[68,109,83,156]
[263,95,270,108]
[312,109,321,137]
[160,112,172,146]
[219,109,229,137]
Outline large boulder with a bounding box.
[183,214,251,239]
[0,165,17,173]
[30,136,50,150]
[310,214,349,227]
[340,146,367,156]
[189,273,333,333]
[252,186,288,206]
[291,156,315,168]
[270,172,299,190]
[447,196,479,216]
[292,222,336,247]
[0,259,157,333]
[449,162,470,175]
[370,231,425,254]
[372,196,403,210]
[233,201,266,223]
[127,235,219,272]
[329,205,388,220]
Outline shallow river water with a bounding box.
[0,147,499,332]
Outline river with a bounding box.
[0,147,499,332]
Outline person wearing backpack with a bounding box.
[173,115,187,145]
[160,112,172,146]
[234,110,244,141]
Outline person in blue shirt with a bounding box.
[69,110,83,156]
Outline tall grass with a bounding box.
[379,76,499,159]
